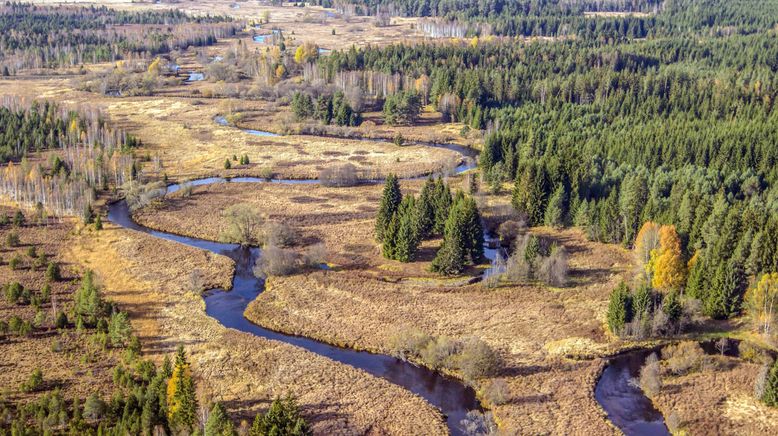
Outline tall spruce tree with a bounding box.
[416,177,436,239]
[391,196,421,262]
[375,174,402,242]
[607,282,632,335]
[544,184,567,229]
[432,177,452,235]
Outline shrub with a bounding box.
[497,220,526,244]
[12,210,24,227]
[388,328,433,360]
[637,352,661,397]
[318,163,359,187]
[662,341,704,375]
[26,246,37,258]
[83,393,106,420]
[220,203,264,246]
[483,379,510,405]
[459,410,497,436]
[46,261,61,282]
[254,245,298,277]
[8,254,22,270]
[420,336,461,370]
[538,245,568,287]
[303,243,327,268]
[458,336,500,381]
[21,368,43,392]
[6,231,19,247]
[265,222,299,248]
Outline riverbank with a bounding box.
[65,222,449,433]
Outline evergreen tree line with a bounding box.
[0,3,238,72]
[315,0,778,38]
[315,31,777,129]
[376,175,483,274]
[291,90,361,126]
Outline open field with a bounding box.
[65,222,449,434]
[0,79,462,181]
[0,210,119,405]
[653,355,778,434]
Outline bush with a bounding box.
[497,220,526,244]
[318,163,359,187]
[303,243,327,268]
[420,336,461,370]
[55,311,69,329]
[637,352,661,397]
[483,379,510,405]
[662,341,705,375]
[4,282,24,304]
[83,393,106,420]
[254,245,298,277]
[6,231,19,247]
[458,336,501,381]
[9,255,22,270]
[108,312,132,347]
[46,261,61,282]
[538,245,568,287]
[21,368,43,392]
[388,328,433,360]
[265,222,299,248]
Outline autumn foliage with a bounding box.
[650,225,687,291]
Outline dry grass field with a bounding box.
[653,356,778,434]
[130,179,636,434]
[65,222,448,434]
[0,209,119,405]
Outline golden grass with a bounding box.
[65,222,448,434]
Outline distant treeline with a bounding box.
[0,3,239,72]
[315,0,778,38]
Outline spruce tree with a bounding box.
[512,162,548,226]
[416,177,436,239]
[432,177,452,235]
[391,196,420,262]
[459,194,484,263]
[607,282,632,335]
[544,184,566,229]
[205,403,236,436]
[375,174,402,242]
[168,346,198,433]
[431,199,467,275]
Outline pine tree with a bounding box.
[685,251,708,300]
[375,174,402,242]
[250,396,311,436]
[704,260,746,319]
[607,282,633,335]
[544,184,566,229]
[662,290,683,323]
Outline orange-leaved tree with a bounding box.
[651,225,687,291]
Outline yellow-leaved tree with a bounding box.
[651,225,687,291]
[634,221,660,268]
[746,273,778,337]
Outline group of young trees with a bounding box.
[0,3,238,73]
[376,175,483,274]
[291,90,361,126]
[0,100,141,217]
